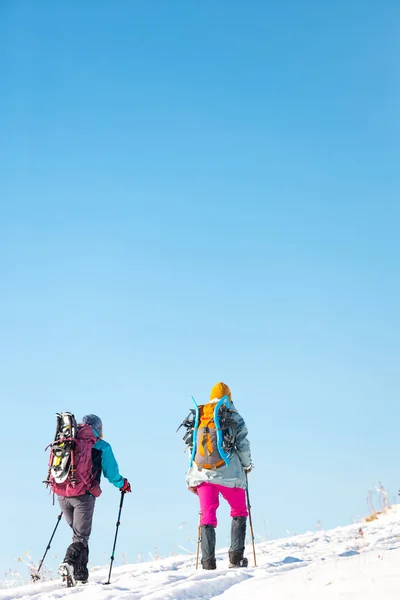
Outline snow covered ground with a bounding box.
[2,506,400,599]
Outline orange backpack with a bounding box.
[190,396,237,470]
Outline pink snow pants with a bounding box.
[197,483,248,527]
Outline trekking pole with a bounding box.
[195,512,202,569]
[245,472,257,567]
[31,512,63,581]
[104,491,126,585]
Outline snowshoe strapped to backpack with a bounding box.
[44,412,101,497]
[178,396,238,470]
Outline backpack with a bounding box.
[178,396,238,470]
[44,412,101,497]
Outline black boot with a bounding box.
[229,516,248,568]
[202,558,217,570]
[200,525,216,570]
[64,542,89,581]
[58,541,86,587]
[74,545,89,582]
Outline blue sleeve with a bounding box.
[99,441,124,489]
[234,412,252,468]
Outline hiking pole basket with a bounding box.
[195,511,202,569]
[245,472,257,567]
[31,512,63,581]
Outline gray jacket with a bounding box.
[185,403,252,489]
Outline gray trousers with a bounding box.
[58,494,96,547]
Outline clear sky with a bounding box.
[0,0,399,582]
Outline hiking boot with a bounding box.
[229,553,249,568]
[74,567,89,584]
[63,541,88,583]
[202,557,217,570]
[58,562,76,587]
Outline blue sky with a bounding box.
[0,0,399,581]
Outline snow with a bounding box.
[2,506,400,599]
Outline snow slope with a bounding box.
[2,506,400,599]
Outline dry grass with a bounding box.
[364,481,391,523]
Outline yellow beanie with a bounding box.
[210,382,231,401]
